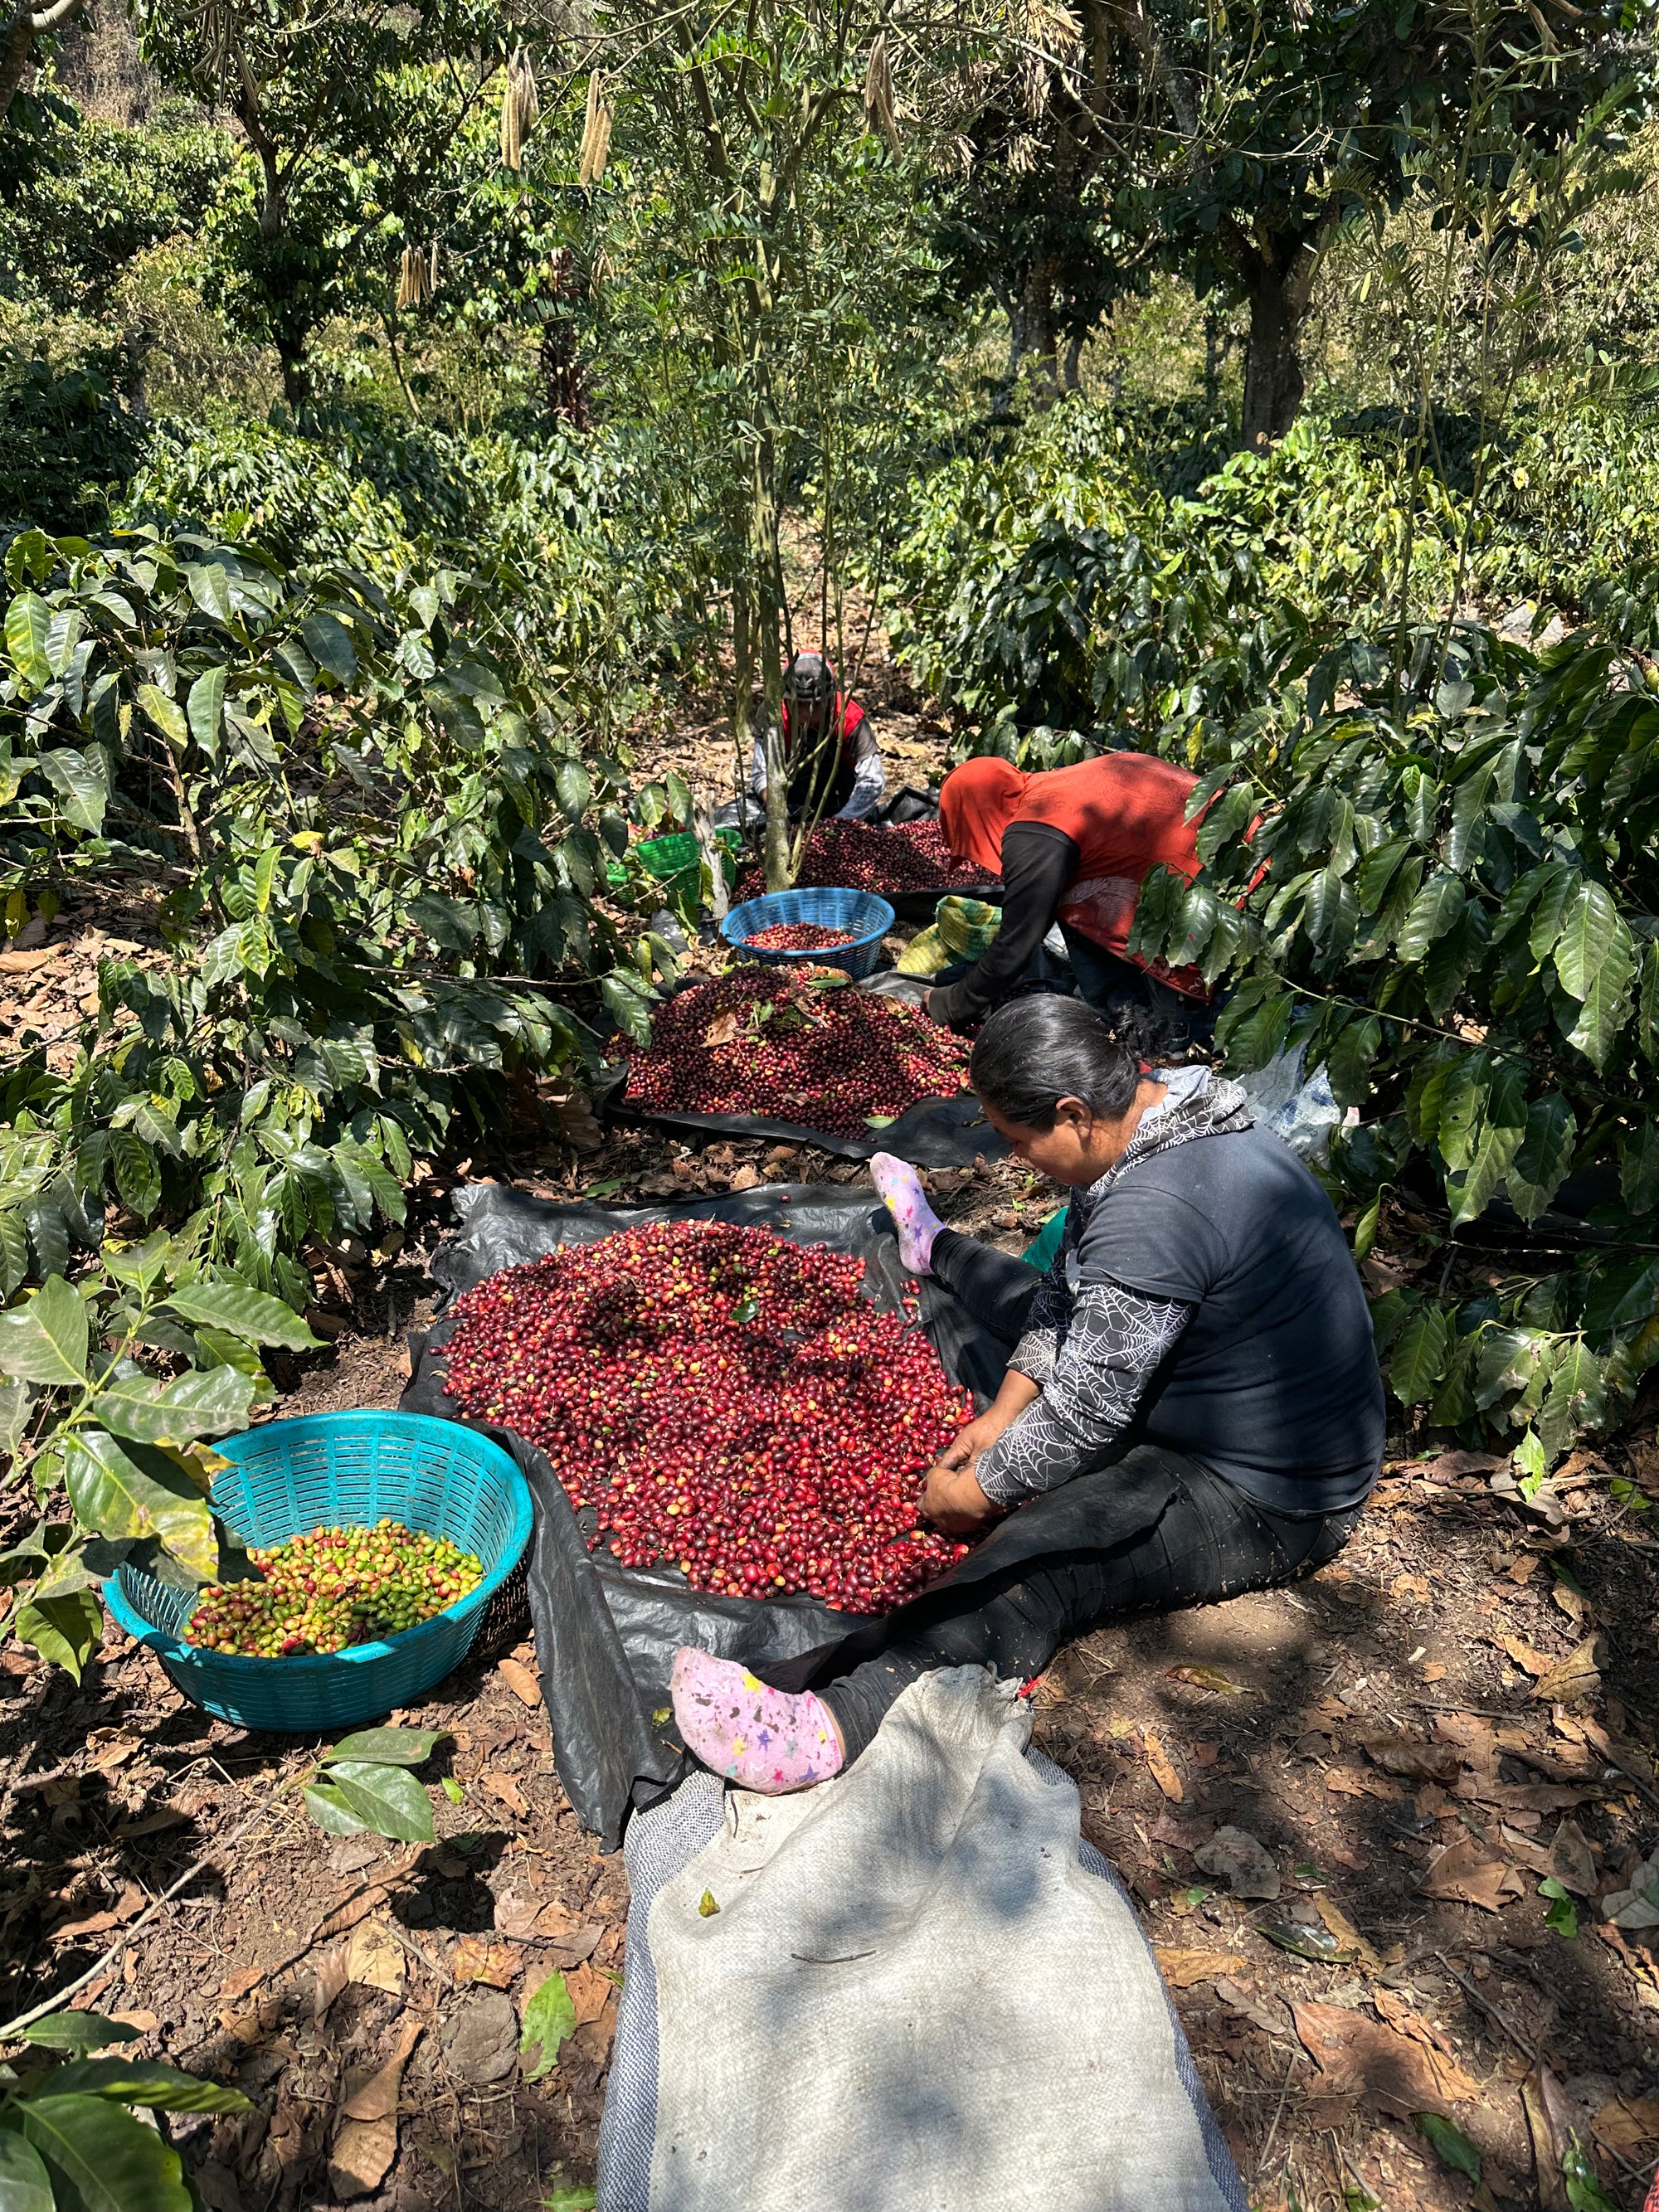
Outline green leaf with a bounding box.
[1620,1121,1659,1215]
[1326,1015,1381,1110]
[1552,880,1619,1001]
[0,1377,35,1459]
[0,1212,28,1299]
[62,1432,217,1582]
[1562,2132,1622,2211]
[38,748,109,834]
[40,2060,251,2113]
[17,2094,190,2212]
[1395,868,1465,960]
[600,975,653,1051]
[556,761,591,819]
[16,2014,139,2054]
[92,1366,255,1446]
[11,1589,102,1680]
[325,1727,450,1767]
[1351,1193,1382,1263]
[1540,1340,1607,1458]
[324,1761,435,1842]
[303,1779,372,1835]
[0,2126,54,2212]
[1389,1304,1452,1405]
[300,612,358,684]
[1415,2112,1481,2180]
[109,1131,161,1219]
[542,2194,596,2211]
[1539,1876,1579,1939]
[0,1276,89,1386]
[519,1971,577,2082]
[136,683,188,751]
[184,562,232,623]
[1509,1096,1577,1223]
[187,666,226,757]
[6,589,52,686]
[1564,923,1633,1068]
[162,1282,319,1349]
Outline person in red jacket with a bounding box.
[927,752,1212,1033]
[747,651,883,823]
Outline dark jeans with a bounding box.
[1059,927,1223,1046]
[816,1232,1361,1762]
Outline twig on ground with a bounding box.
[0,1818,256,2041]
[1257,2047,1303,2171]
[1436,1953,1536,2059]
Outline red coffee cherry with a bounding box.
[439,1220,973,1612]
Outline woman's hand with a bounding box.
[934,1410,1010,1471]
[922,1458,998,1534]
[921,1373,1041,1532]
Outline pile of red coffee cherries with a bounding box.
[734,819,999,900]
[438,1221,974,1612]
[623,966,971,1137]
[744,921,855,952]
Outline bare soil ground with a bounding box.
[6,666,1659,2212]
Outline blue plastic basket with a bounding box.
[105,1412,533,1734]
[721,887,896,980]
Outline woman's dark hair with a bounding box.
[969,995,1141,1130]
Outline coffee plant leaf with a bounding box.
[0,1276,89,1387]
[12,1588,102,1680]
[161,1283,320,1350]
[0,2127,54,2212]
[16,2093,191,2212]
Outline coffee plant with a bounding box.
[0,518,681,1667]
[0,2009,250,2212]
[1128,622,1659,1470]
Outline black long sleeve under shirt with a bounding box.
[928,820,1079,1030]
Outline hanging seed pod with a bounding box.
[578,68,613,187]
[428,240,440,290]
[864,32,898,151]
[499,46,537,171]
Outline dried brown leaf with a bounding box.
[481,1771,530,1820]
[452,1936,519,1988]
[1547,1816,1598,1896]
[1502,1633,1554,1677]
[346,1918,405,1996]
[1592,2091,1659,2156]
[1535,1635,1601,1707]
[1362,1734,1462,1784]
[1326,1765,1400,1801]
[496,1657,542,1709]
[565,1960,612,2025]
[703,1009,741,1048]
[1292,1999,1479,2117]
[1153,1947,1248,1989]
[313,1942,350,2021]
[1141,1728,1183,1803]
[343,2019,422,2124]
[1165,1664,1251,1696]
[1313,1896,1381,1971]
[1418,1835,1511,1911]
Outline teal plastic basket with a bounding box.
[105,1412,533,1734]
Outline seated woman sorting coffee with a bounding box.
[669,995,1384,1794]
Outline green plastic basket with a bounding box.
[105,1412,533,1734]
[605,829,743,897]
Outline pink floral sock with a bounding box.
[670,1647,845,1794]
[870,1152,943,1276]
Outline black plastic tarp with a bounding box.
[401,1181,1172,1847]
[594,1064,1008,1166]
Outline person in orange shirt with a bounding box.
[927,753,1213,1035]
